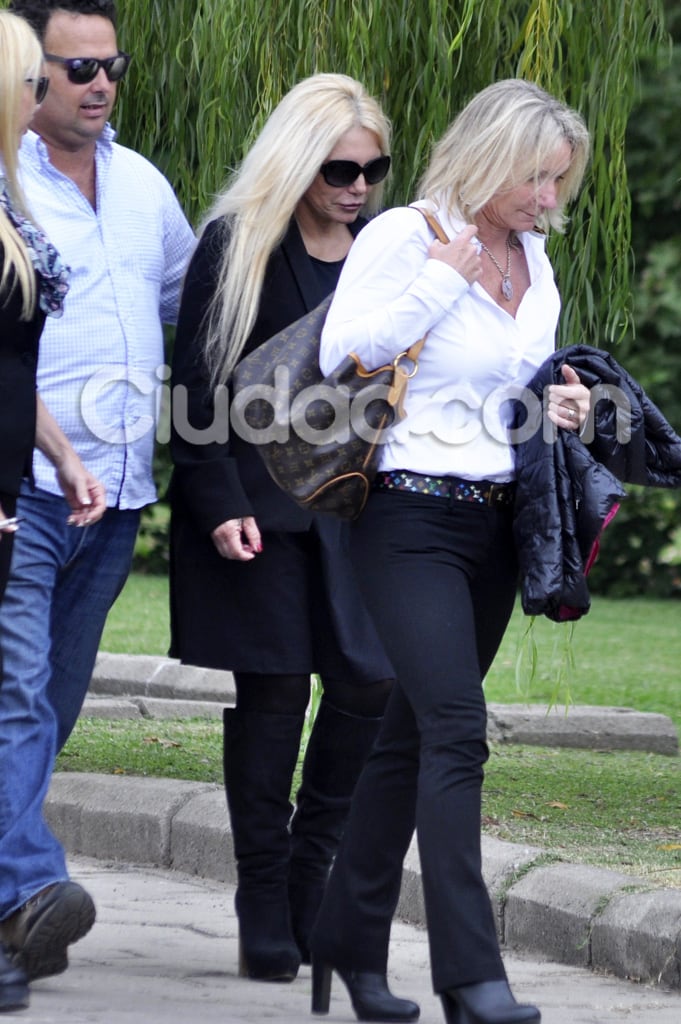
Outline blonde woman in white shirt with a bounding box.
[309,80,591,1024]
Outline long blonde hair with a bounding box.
[419,79,590,234]
[202,73,391,386]
[0,10,44,317]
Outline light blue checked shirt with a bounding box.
[19,125,195,508]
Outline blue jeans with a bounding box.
[0,483,139,918]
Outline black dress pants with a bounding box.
[310,489,518,992]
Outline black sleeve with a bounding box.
[169,218,254,533]
[0,242,42,495]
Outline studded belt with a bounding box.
[373,469,515,507]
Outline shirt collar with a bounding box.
[24,123,118,169]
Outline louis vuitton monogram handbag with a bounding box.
[231,210,448,520]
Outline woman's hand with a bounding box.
[547,364,591,431]
[211,516,262,560]
[427,224,483,284]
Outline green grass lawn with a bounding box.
[484,597,681,732]
[58,715,681,887]
[101,575,681,730]
[101,573,170,657]
[89,574,680,888]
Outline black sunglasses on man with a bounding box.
[44,52,131,85]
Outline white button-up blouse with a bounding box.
[320,202,561,482]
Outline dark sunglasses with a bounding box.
[44,51,131,85]
[25,75,50,104]
[320,154,391,188]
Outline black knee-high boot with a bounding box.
[223,707,304,982]
[288,700,381,963]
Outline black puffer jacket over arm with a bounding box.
[513,344,681,622]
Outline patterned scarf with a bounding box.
[0,180,69,317]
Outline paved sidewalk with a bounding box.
[16,857,681,1024]
[45,769,681,997]
[40,650,681,1002]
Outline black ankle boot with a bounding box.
[223,708,303,982]
[441,980,540,1024]
[0,944,28,1013]
[311,957,420,1022]
[289,701,381,963]
[235,891,300,982]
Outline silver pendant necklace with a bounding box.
[479,237,513,301]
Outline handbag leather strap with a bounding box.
[419,208,450,245]
[400,208,451,364]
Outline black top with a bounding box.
[309,254,345,294]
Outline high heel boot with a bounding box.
[0,943,28,1013]
[441,980,540,1024]
[288,701,381,963]
[223,707,304,982]
[311,957,420,1022]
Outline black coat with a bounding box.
[168,216,393,681]
[513,344,681,622]
[0,245,43,497]
[169,216,365,533]
[0,246,44,598]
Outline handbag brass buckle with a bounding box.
[392,350,420,378]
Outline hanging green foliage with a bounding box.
[107,0,668,350]
[1,0,668,349]
[3,0,675,588]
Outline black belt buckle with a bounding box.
[487,482,512,507]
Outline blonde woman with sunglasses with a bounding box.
[169,73,397,987]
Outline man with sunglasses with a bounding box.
[0,0,194,987]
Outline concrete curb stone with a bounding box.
[45,770,681,992]
[92,652,236,704]
[54,652,680,993]
[171,788,236,883]
[90,653,679,755]
[80,696,143,721]
[503,862,640,968]
[487,703,679,756]
[81,695,223,721]
[592,889,681,989]
[46,772,216,865]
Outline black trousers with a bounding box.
[310,488,519,993]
